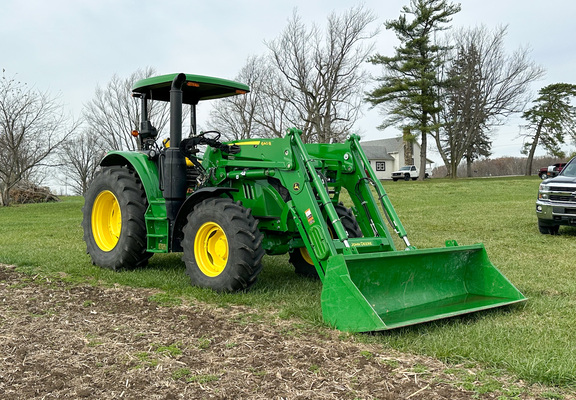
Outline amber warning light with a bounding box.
[187,82,200,87]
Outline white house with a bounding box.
[360,136,434,180]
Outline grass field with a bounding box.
[1,176,575,391]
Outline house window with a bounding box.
[375,162,386,171]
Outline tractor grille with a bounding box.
[243,183,254,199]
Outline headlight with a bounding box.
[538,183,550,199]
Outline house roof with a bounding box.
[359,137,403,161]
[361,137,404,151]
[361,145,395,161]
[359,136,435,165]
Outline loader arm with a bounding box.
[198,128,526,332]
[346,134,412,248]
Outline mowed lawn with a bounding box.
[1,176,575,389]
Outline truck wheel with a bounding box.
[392,178,398,182]
[82,166,152,270]
[538,220,560,235]
[289,203,362,278]
[404,174,410,181]
[540,172,548,179]
[182,198,264,292]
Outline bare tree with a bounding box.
[433,25,545,177]
[0,72,78,206]
[59,130,106,195]
[83,67,171,151]
[208,7,377,143]
[253,65,302,139]
[208,55,271,140]
[265,6,378,143]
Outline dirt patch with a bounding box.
[0,264,558,399]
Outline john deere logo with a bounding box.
[293,182,300,191]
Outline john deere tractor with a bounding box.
[82,73,526,332]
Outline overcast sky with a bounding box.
[2,0,575,165]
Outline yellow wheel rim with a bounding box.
[195,222,228,277]
[299,247,314,265]
[91,190,122,252]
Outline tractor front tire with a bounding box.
[82,166,152,271]
[182,198,264,292]
[289,203,362,278]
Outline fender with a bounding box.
[100,151,163,203]
[101,151,170,252]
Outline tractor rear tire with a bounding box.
[82,166,152,271]
[182,198,264,292]
[289,203,362,279]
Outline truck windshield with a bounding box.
[400,166,411,171]
[560,159,576,177]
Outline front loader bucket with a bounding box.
[321,243,526,332]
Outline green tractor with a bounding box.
[82,73,526,332]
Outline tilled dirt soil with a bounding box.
[0,264,558,399]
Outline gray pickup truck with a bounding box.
[536,156,576,234]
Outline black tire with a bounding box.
[333,203,363,238]
[392,178,398,182]
[82,166,152,270]
[182,198,264,292]
[411,177,417,181]
[289,203,362,278]
[538,220,560,235]
[404,174,410,181]
[540,172,548,180]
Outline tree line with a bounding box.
[1,0,575,205]
[433,155,568,178]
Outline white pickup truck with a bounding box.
[391,165,431,181]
